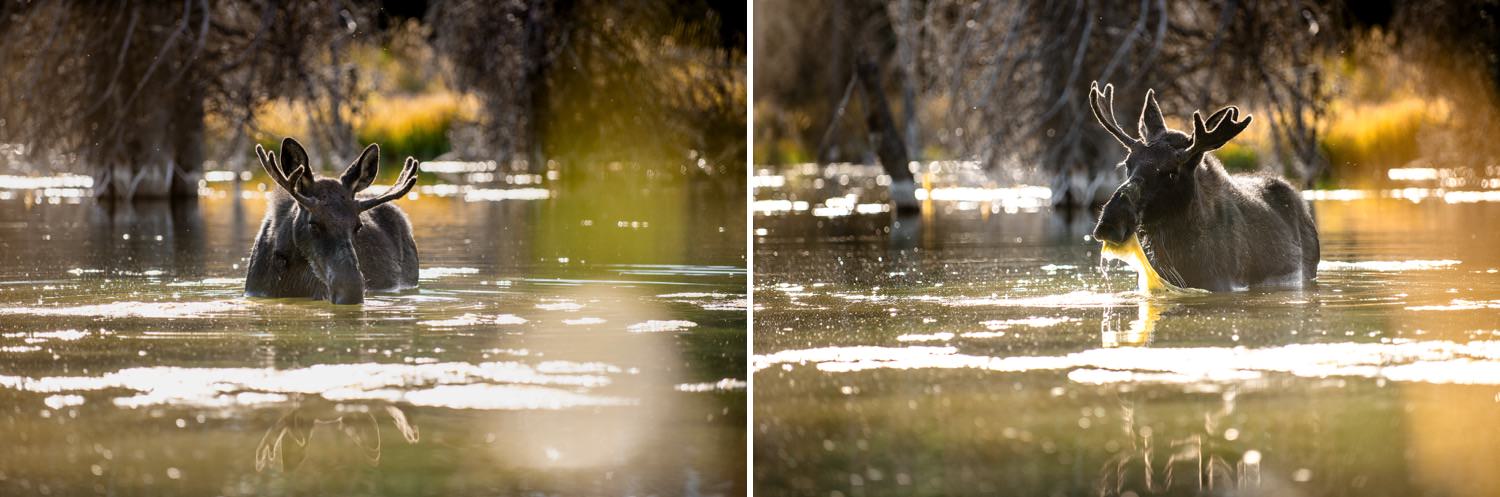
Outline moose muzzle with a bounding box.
[323,254,365,305]
[1092,180,1140,245]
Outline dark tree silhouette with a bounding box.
[0,1,373,199]
[760,0,1346,206]
[430,0,746,175]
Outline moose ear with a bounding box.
[280,138,314,191]
[340,143,380,193]
[1138,89,1167,141]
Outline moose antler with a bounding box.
[1189,106,1253,155]
[256,144,315,206]
[358,156,420,212]
[1088,81,1141,149]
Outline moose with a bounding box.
[244,138,420,304]
[1086,82,1319,292]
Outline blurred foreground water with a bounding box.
[754,162,1500,497]
[0,171,747,496]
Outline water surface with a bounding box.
[0,174,747,496]
[753,163,1500,497]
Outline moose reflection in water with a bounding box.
[256,399,421,473]
[244,138,421,305]
[1095,395,1264,495]
[1087,82,1320,292]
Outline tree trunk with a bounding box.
[893,0,921,159]
[523,0,566,174]
[855,54,918,212]
[170,81,205,198]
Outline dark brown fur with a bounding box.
[1087,82,1319,291]
[244,138,419,304]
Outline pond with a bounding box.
[752,163,1500,497]
[0,172,747,496]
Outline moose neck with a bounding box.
[1136,154,1233,289]
[1155,154,1230,229]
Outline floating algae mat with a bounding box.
[1100,232,1206,294]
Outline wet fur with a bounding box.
[243,139,420,303]
[1089,84,1319,292]
[1136,152,1319,291]
[244,189,419,299]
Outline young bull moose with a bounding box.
[245,138,420,304]
[1086,82,1319,292]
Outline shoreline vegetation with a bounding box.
[0,1,746,200]
[753,1,1500,195]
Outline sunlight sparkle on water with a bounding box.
[0,359,633,410]
[0,300,251,319]
[674,379,748,392]
[754,340,1500,388]
[419,267,481,279]
[625,320,698,332]
[1318,259,1462,271]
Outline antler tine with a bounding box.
[359,156,420,212]
[255,144,315,206]
[1190,106,1253,155]
[1088,82,1140,148]
[1202,106,1234,132]
[395,157,417,186]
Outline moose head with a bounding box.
[255,138,418,304]
[1087,82,1252,245]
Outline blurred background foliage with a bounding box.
[754,0,1500,204]
[0,0,746,199]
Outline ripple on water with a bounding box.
[895,332,955,343]
[626,320,698,333]
[1405,299,1500,311]
[753,340,1500,388]
[914,290,1130,308]
[165,277,245,287]
[380,384,632,410]
[536,301,585,312]
[610,264,746,277]
[3,329,89,342]
[0,300,251,319]
[0,360,634,410]
[656,292,747,311]
[981,316,1079,329]
[418,267,481,279]
[674,379,747,392]
[418,313,490,328]
[1317,259,1462,271]
[494,314,528,325]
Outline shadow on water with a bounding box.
[87,199,206,279]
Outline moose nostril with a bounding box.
[330,284,363,305]
[332,293,363,305]
[1091,222,1127,244]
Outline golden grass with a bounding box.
[1322,96,1448,173]
[356,91,478,164]
[250,90,478,175]
[1215,142,1260,173]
